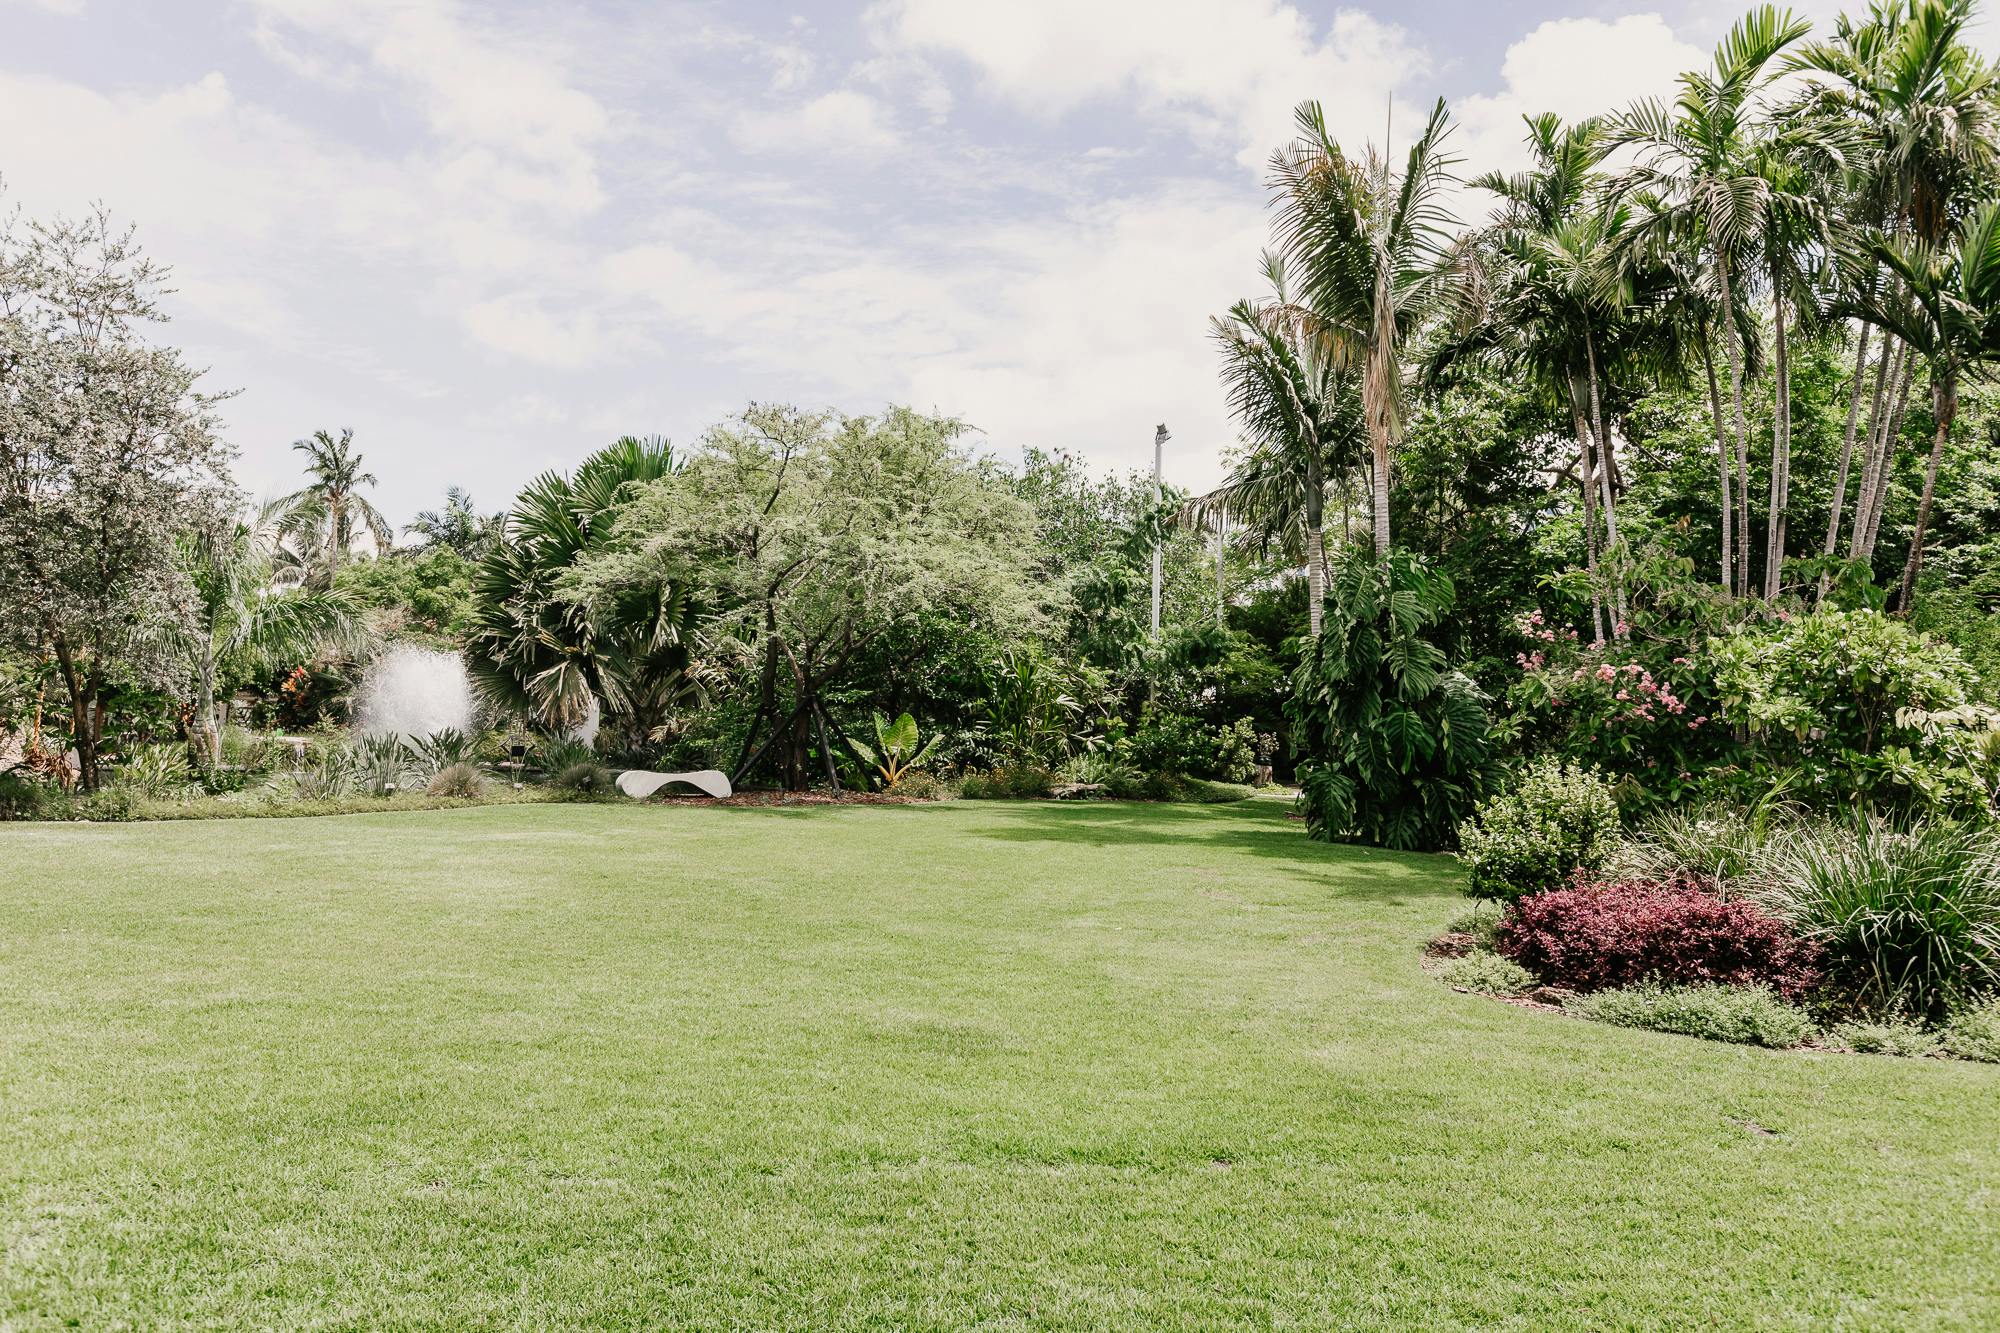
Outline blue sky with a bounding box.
[0,0,1944,522]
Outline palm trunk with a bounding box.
[1817,321,1875,602]
[1702,339,1734,595]
[1572,395,1606,645]
[1763,264,1791,600]
[1305,452,1326,637]
[1850,337,1899,560]
[1896,373,1954,613]
[1716,254,1752,598]
[1859,354,1915,562]
[1584,329,1624,626]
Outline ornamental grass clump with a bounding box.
[1750,821,2000,1022]
[1496,876,1821,998]
[1457,758,1622,902]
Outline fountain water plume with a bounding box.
[355,647,477,743]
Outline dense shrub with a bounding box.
[959,765,1056,799]
[1751,821,2000,1021]
[1061,752,1141,793]
[1566,983,1814,1048]
[1123,708,1257,783]
[886,771,954,801]
[71,786,141,822]
[113,744,197,800]
[1829,1019,1940,1057]
[1941,998,2000,1062]
[1497,877,1821,998]
[1457,759,1622,902]
[554,761,618,797]
[427,763,484,798]
[0,771,56,821]
[1709,608,1995,818]
[1435,950,1537,997]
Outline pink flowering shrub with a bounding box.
[1496,875,1822,998]
[1504,610,1734,812]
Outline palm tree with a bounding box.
[273,428,393,588]
[1190,255,1363,636]
[407,486,503,560]
[1849,199,2000,611]
[1616,5,1813,597]
[1792,0,1999,585]
[466,436,699,747]
[1267,97,1464,559]
[175,505,367,769]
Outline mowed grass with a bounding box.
[1,800,1995,1330]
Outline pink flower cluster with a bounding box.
[1513,610,1579,645]
[1557,660,1697,730]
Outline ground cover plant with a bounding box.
[2,799,1997,1329]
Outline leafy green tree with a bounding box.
[568,406,1041,788]
[0,207,233,790]
[406,486,503,560]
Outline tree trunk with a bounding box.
[51,636,100,793]
[1305,452,1326,637]
[1896,373,1954,613]
[1818,322,1875,602]
[1702,340,1734,595]
[1763,266,1791,600]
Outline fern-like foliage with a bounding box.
[1287,551,1500,850]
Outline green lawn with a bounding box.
[2,799,1994,1329]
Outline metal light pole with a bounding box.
[1150,424,1167,641]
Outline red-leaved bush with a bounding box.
[1495,875,1822,998]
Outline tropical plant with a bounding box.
[406,486,503,560]
[427,763,484,799]
[1267,97,1465,557]
[466,436,698,748]
[846,711,945,790]
[1192,254,1362,634]
[404,727,478,777]
[1614,6,1813,598]
[173,506,367,770]
[271,429,394,588]
[1287,550,1499,850]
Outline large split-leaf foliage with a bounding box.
[1288,553,1499,850]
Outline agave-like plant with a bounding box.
[847,712,944,790]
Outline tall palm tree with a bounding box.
[1616,5,1813,597]
[1793,0,1999,587]
[1267,97,1464,559]
[407,486,503,560]
[1191,255,1363,636]
[175,505,367,769]
[273,428,394,588]
[1849,199,2000,611]
[466,436,699,747]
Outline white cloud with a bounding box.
[1453,15,1706,219]
[731,88,903,156]
[869,0,1425,166]
[4,0,84,13]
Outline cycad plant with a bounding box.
[1287,550,1499,850]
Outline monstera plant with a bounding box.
[1287,550,1500,851]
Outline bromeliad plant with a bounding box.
[847,712,944,790]
[1288,551,1500,851]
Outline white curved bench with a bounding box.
[616,769,733,800]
